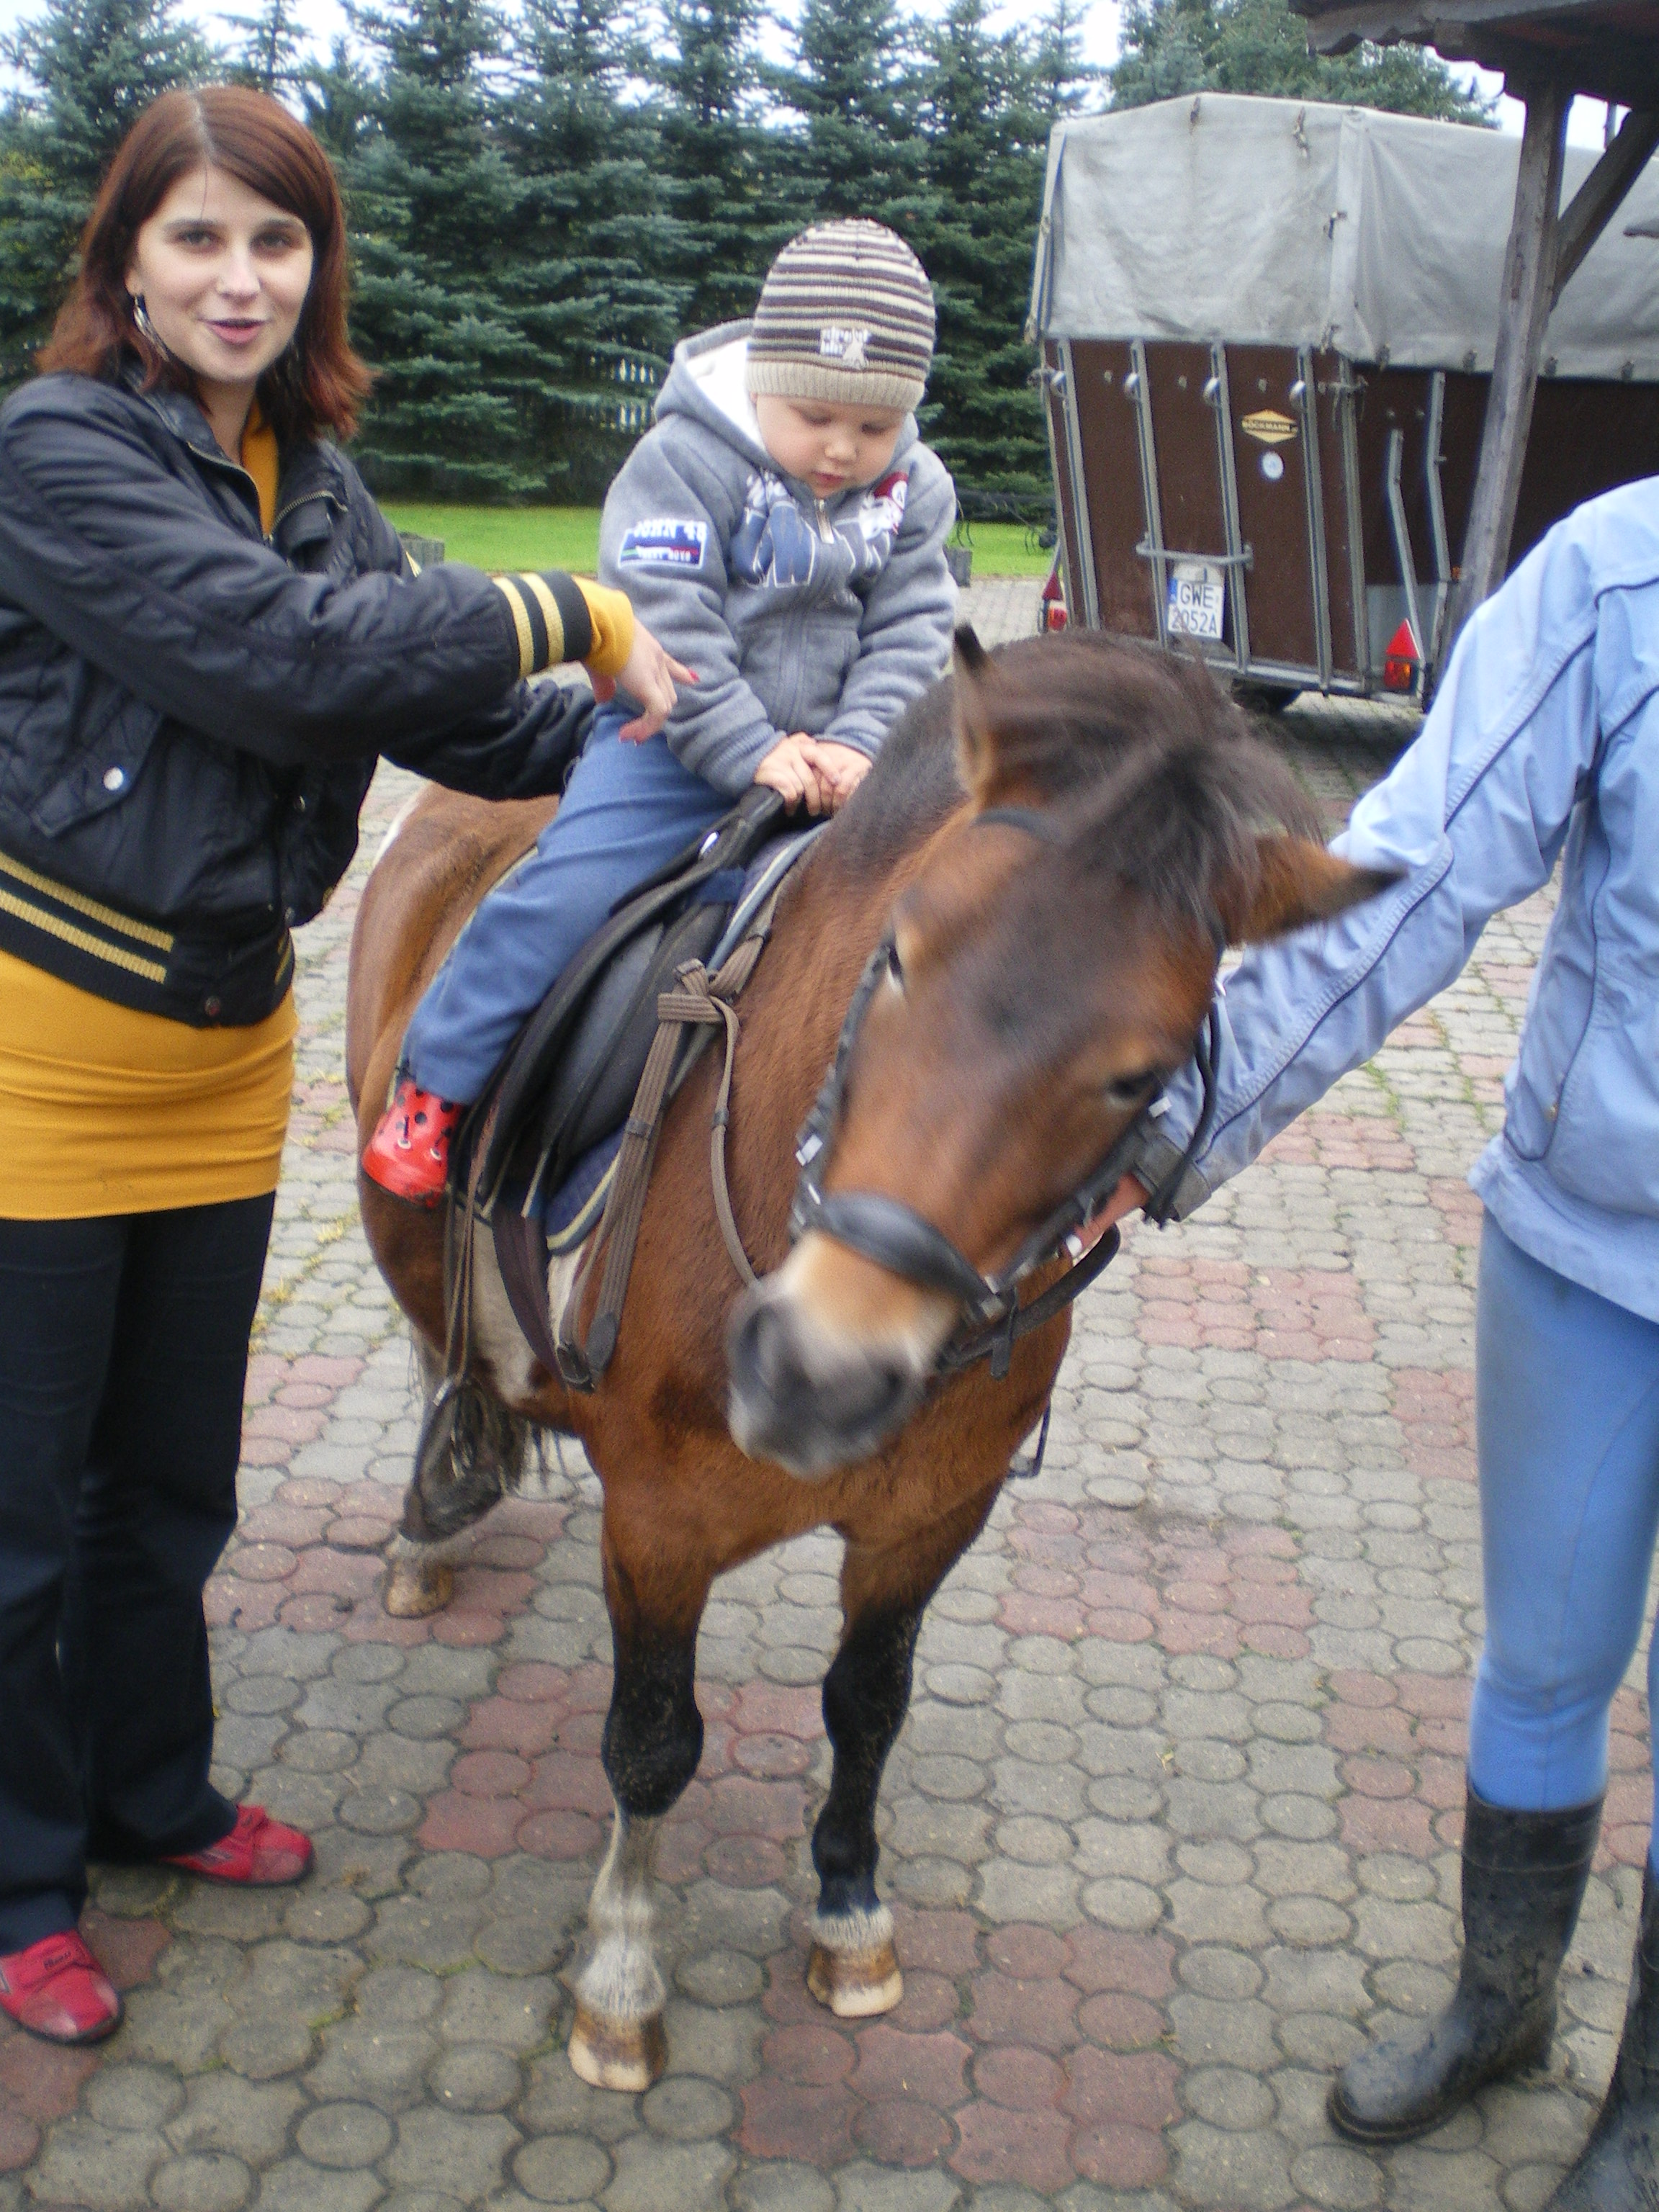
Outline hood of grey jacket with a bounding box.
[598,322,957,796]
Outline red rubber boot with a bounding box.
[362,1079,462,1205]
[0,1932,122,2045]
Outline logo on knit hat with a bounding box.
[819,327,871,369]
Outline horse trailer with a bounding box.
[1029,96,1659,700]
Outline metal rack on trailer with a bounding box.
[1028,95,1659,701]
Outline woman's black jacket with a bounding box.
[0,365,593,1026]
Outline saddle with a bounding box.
[447,786,822,1388]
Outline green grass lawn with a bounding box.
[382,503,1054,579]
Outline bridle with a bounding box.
[786,805,1223,1384]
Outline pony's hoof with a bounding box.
[807,1940,903,2019]
[568,2002,666,2092]
[382,1556,454,1617]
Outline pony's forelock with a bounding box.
[830,629,1321,930]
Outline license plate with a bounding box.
[1166,560,1225,642]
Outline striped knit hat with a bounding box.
[745,220,935,414]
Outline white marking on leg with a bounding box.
[577,1806,665,2026]
[470,1231,548,1407]
[809,1899,895,1957]
[806,1895,902,2018]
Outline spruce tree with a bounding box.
[0,0,213,391]
[225,0,310,97]
[340,0,534,496]
[1110,0,1493,119]
[1030,0,1100,125]
[909,0,1058,511]
[649,0,775,332]
[501,0,683,498]
[768,0,922,228]
[301,37,380,166]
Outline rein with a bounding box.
[788,804,1223,1384]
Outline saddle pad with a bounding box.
[468,788,792,1218]
[484,819,825,1374]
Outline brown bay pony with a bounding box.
[346,631,1390,2091]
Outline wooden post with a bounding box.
[1443,77,1569,658]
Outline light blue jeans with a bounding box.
[403,709,732,1103]
[1470,1213,1659,1858]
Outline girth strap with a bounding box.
[554,879,782,1390]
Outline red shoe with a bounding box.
[362,1079,462,1205]
[0,1932,122,2045]
[161,1804,313,1887]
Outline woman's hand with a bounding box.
[753,734,831,814]
[801,739,873,810]
[1076,1174,1150,1254]
[598,623,697,741]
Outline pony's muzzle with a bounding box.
[726,1280,929,1478]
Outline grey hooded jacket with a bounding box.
[598,322,957,796]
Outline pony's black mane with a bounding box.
[823,630,1320,927]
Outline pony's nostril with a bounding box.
[827,1359,908,1437]
[727,1291,922,1476]
[729,1298,788,1396]
[749,1302,796,1395]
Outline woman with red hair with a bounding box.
[0,85,687,2045]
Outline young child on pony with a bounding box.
[364,219,958,1201]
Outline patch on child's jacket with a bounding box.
[858,472,908,549]
[618,518,708,570]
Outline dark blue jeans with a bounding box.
[403,709,734,1102]
[0,1194,271,1949]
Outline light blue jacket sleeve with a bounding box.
[1132,511,1608,1216]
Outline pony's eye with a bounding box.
[1103,1069,1161,1111]
[885,943,904,992]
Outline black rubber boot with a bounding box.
[1544,1858,1659,2210]
[1329,1786,1603,2144]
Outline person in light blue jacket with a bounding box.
[1105,478,1659,2209]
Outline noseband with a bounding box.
[788,806,1221,1382]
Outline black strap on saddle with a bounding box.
[456,785,789,1224]
[552,873,790,1390]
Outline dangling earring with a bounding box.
[131,295,161,346]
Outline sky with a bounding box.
[0,0,1619,148]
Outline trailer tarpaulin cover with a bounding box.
[1030,95,1659,382]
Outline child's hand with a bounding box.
[601,623,697,741]
[753,734,830,814]
[801,739,872,811]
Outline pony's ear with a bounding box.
[1218,835,1402,945]
[953,626,999,802]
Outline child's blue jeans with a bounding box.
[1470,1213,1659,1861]
[402,708,733,1104]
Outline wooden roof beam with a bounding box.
[1553,105,1659,302]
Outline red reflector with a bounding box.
[1382,619,1421,693]
[1046,602,1069,631]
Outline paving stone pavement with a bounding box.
[3,575,1646,2212]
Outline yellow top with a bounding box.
[0,948,296,1218]
[241,400,279,532]
[575,580,634,679]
